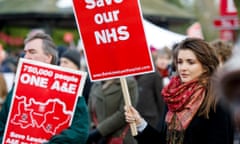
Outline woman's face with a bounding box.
[177,49,204,83]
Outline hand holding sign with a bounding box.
[73,0,154,136]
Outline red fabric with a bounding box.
[158,68,169,77]
[161,76,205,130]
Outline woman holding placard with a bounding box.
[124,38,234,144]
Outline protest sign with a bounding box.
[2,58,87,144]
[72,0,154,81]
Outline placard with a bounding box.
[72,0,154,81]
[2,58,87,144]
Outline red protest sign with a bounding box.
[72,0,154,81]
[218,0,238,41]
[2,58,87,144]
[220,0,238,16]
[213,16,240,29]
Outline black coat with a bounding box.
[136,71,166,130]
[135,103,234,144]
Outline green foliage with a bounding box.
[165,0,184,8]
[0,26,80,53]
[0,27,28,52]
[52,28,80,47]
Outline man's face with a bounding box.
[24,38,52,64]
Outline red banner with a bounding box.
[72,0,154,81]
[220,0,238,16]
[219,0,238,41]
[2,58,87,144]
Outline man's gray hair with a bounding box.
[24,32,58,65]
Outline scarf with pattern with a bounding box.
[162,76,205,131]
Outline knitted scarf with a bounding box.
[161,76,205,144]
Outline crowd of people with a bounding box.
[0,30,239,144]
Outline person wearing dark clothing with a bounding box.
[60,48,92,103]
[124,38,234,144]
[135,103,233,144]
[87,77,138,144]
[136,71,166,131]
[0,33,89,144]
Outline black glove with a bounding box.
[86,129,102,144]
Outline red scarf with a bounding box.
[158,68,169,77]
[162,76,205,130]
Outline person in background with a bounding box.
[58,48,90,144]
[135,45,166,131]
[0,73,7,111]
[87,77,138,144]
[0,54,18,73]
[210,39,233,67]
[60,48,81,71]
[214,49,240,143]
[168,43,179,77]
[149,45,158,60]
[0,32,89,144]
[124,38,234,144]
[0,43,7,68]
[60,48,92,103]
[155,46,172,86]
[135,70,166,132]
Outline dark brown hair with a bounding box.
[173,38,220,118]
[210,39,233,64]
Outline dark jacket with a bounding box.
[135,103,234,144]
[136,71,166,130]
[88,77,138,144]
[0,87,90,144]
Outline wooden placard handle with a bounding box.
[120,77,138,136]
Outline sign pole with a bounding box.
[120,77,138,136]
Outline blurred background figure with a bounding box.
[60,48,81,70]
[135,45,167,131]
[135,65,166,132]
[87,77,138,144]
[59,48,92,103]
[210,39,233,67]
[0,73,7,111]
[0,44,7,68]
[59,48,90,144]
[0,55,18,73]
[149,45,158,60]
[155,46,172,86]
[76,39,88,72]
[214,48,240,143]
[63,32,75,50]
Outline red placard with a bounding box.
[213,16,239,29]
[72,0,154,81]
[220,29,236,41]
[220,0,238,16]
[2,58,87,144]
[218,0,238,41]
